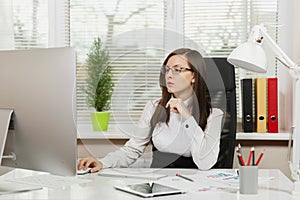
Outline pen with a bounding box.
[176,173,194,182]
[255,150,265,166]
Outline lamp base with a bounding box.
[292,181,300,195]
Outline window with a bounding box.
[0,0,48,49]
[71,0,165,125]
[72,0,278,126]
[0,0,279,131]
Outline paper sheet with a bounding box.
[156,169,274,193]
[6,174,91,189]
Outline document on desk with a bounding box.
[98,168,168,180]
[156,169,274,193]
[5,174,92,189]
[157,169,240,193]
[0,180,42,195]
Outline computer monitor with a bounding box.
[0,47,77,176]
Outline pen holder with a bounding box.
[239,166,258,194]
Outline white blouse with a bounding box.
[99,97,224,170]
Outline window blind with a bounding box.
[184,0,278,118]
[2,0,279,127]
[12,0,48,49]
[70,0,165,124]
[73,0,278,125]
[2,0,70,49]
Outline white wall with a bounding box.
[278,0,300,61]
[290,0,300,62]
[277,0,299,131]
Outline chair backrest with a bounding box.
[204,58,237,168]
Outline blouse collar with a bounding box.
[171,95,194,109]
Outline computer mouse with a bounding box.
[77,167,92,175]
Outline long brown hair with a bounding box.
[150,48,211,130]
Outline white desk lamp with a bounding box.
[227,24,300,193]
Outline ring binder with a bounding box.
[241,79,253,132]
[268,78,278,133]
[255,78,267,133]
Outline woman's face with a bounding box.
[164,55,195,99]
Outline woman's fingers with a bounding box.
[77,157,103,173]
[166,98,192,120]
[166,98,183,114]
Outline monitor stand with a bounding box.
[0,109,14,165]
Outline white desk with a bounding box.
[0,167,298,200]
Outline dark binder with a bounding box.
[241,79,253,132]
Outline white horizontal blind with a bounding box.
[73,0,279,125]
[1,0,70,49]
[48,0,70,47]
[12,0,48,49]
[71,0,165,124]
[184,0,278,118]
[2,0,279,127]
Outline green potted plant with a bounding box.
[84,37,114,131]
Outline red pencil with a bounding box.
[247,147,254,166]
[237,152,245,166]
[255,150,265,166]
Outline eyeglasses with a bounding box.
[161,65,193,75]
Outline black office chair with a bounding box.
[204,58,237,168]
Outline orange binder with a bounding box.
[268,78,278,133]
[255,78,267,133]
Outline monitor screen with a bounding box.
[0,47,77,176]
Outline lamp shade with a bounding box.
[227,41,267,73]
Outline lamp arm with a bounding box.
[289,77,300,182]
[255,25,300,189]
[255,25,297,68]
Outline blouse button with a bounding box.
[185,124,189,128]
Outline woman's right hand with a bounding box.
[77,156,103,173]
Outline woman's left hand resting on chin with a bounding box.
[166,97,192,121]
[77,156,103,173]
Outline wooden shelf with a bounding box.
[78,124,291,141]
[236,132,290,140]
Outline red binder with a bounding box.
[268,78,278,133]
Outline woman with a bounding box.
[78,48,224,173]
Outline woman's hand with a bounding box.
[166,98,192,121]
[77,157,103,173]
